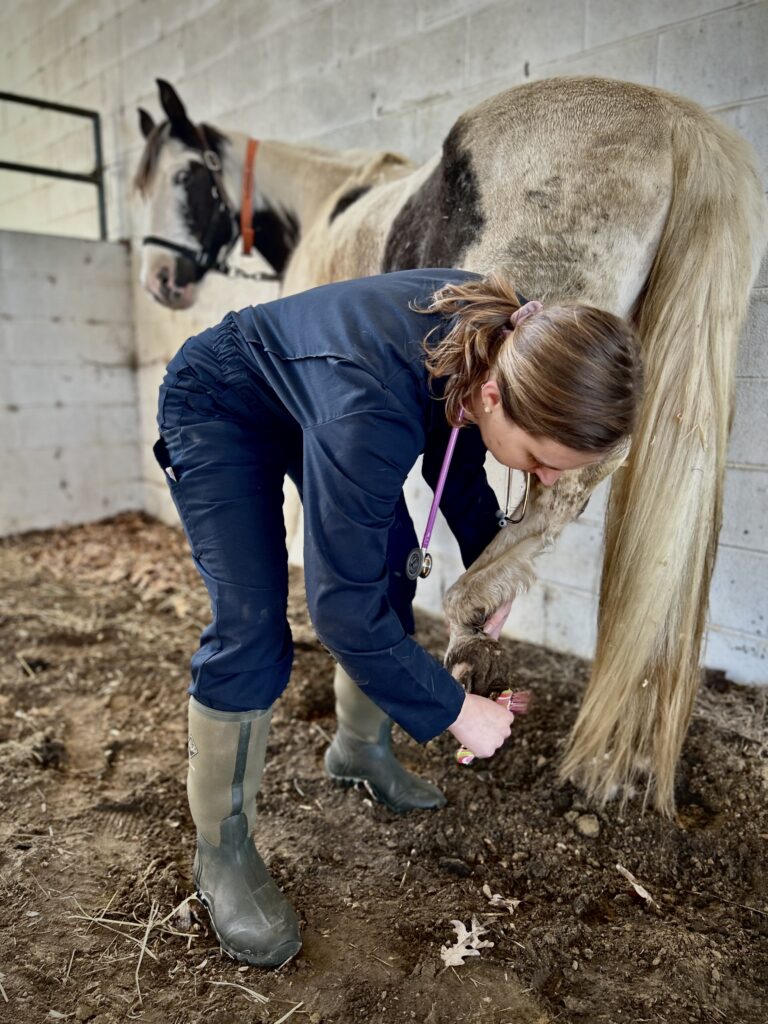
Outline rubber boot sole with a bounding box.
[327,770,383,802]
[326,770,432,814]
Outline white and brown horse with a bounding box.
[135,77,768,815]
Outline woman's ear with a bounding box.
[480,379,503,413]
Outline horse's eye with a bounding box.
[173,169,189,186]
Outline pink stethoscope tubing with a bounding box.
[406,409,531,581]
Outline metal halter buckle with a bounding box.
[203,149,222,173]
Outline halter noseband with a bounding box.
[142,126,280,283]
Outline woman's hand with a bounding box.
[482,599,513,640]
[447,692,514,759]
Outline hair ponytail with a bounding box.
[420,271,523,426]
[419,272,643,452]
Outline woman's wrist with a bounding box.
[447,689,469,735]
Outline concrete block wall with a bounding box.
[0,230,140,535]
[0,0,766,680]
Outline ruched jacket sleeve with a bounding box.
[301,407,466,743]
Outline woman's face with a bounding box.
[468,380,605,486]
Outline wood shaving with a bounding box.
[616,863,658,909]
[482,882,521,916]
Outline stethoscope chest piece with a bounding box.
[406,547,432,581]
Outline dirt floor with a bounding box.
[1,512,767,1024]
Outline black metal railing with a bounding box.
[0,91,107,240]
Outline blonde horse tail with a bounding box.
[561,100,768,816]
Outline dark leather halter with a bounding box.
[142,125,280,283]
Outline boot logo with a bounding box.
[188,736,199,759]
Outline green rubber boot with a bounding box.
[187,697,301,967]
[324,667,447,813]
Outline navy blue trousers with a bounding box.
[154,324,419,714]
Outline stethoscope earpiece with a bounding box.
[498,469,531,527]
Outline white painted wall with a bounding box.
[0,230,140,535]
[0,0,765,680]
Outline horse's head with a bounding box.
[134,80,238,309]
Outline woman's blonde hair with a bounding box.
[421,271,643,452]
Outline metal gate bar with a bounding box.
[0,90,107,240]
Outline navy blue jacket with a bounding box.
[230,268,501,742]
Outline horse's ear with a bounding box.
[156,79,197,147]
[157,79,188,123]
[138,107,155,139]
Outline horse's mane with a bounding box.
[133,122,170,195]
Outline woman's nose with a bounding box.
[535,467,562,486]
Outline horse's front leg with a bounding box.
[444,456,623,696]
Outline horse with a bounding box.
[135,77,768,815]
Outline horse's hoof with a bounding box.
[444,637,517,697]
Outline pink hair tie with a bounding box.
[509,299,543,328]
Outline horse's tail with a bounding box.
[562,99,768,815]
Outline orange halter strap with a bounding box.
[240,137,259,256]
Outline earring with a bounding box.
[484,406,491,414]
